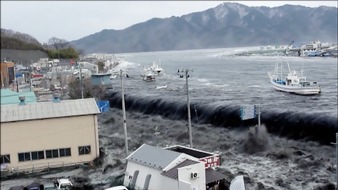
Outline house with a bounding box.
[1,62,15,88]
[123,144,226,190]
[0,97,101,173]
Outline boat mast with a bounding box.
[120,69,129,155]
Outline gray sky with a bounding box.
[1,1,337,44]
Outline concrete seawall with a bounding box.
[1,49,48,64]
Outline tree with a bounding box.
[67,77,106,100]
[97,61,105,72]
[48,37,69,50]
[46,46,79,59]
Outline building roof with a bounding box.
[1,89,37,105]
[205,168,227,184]
[162,159,200,180]
[126,144,181,170]
[1,98,100,123]
[165,145,213,158]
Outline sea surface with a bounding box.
[2,47,337,190]
[111,47,337,145]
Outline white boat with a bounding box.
[141,69,156,82]
[155,85,167,89]
[149,60,164,74]
[268,59,321,95]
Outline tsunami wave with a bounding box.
[105,91,338,145]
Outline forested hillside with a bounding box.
[1,28,79,61]
[1,28,44,51]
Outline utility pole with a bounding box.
[186,69,193,148]
[179,69,193,148]
[255,105,261,135]
[79,62,84,99]
[30,60,33,92]
[335,133,338,189]
[121,69,129,155]
[332,134,338,189]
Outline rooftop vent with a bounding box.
[19,96,26,105]
[53,93,61,103]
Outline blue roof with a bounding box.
[1,89,37,105]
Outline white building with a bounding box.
[123,144,226,190]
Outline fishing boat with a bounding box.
[141,69,156,82]
[267,59,321,95]
[149,60,164,75]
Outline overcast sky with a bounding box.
[1,1,337,44]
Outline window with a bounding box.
[59,148,71,157]
[52,149,59,158]
[78,146,91,155]
[46,149,59,159]
[0,155,10,164]
[18,152,31,162]
[46,150,52,158]
[31,151,44,160]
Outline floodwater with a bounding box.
[2,47,337,190]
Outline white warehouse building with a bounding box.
[0,97,101,173]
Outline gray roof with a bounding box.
[126,144,181,170]
[205,168,227,184]
[1,98,100,123]
[162,159,200,179]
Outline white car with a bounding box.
[52,178,73,189]
[105,186,128,190]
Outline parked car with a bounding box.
[9,186,25,190]
[104,186,128,190]
[45,178,73,190]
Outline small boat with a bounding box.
[155,85,167,89]
[141,71,155,82]
[150,60,164,75]
[268,59,321,95]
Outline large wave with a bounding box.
[105,91,337,145]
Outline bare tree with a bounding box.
[48,37,70,50]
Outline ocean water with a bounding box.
[111,47,338,145]
[2,47,337,190]
[100,47,337,189]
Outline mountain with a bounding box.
[71,3,338,54]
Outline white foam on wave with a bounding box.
[197,78,209,83]
[113,60,138,70]
[247,85,262,88]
